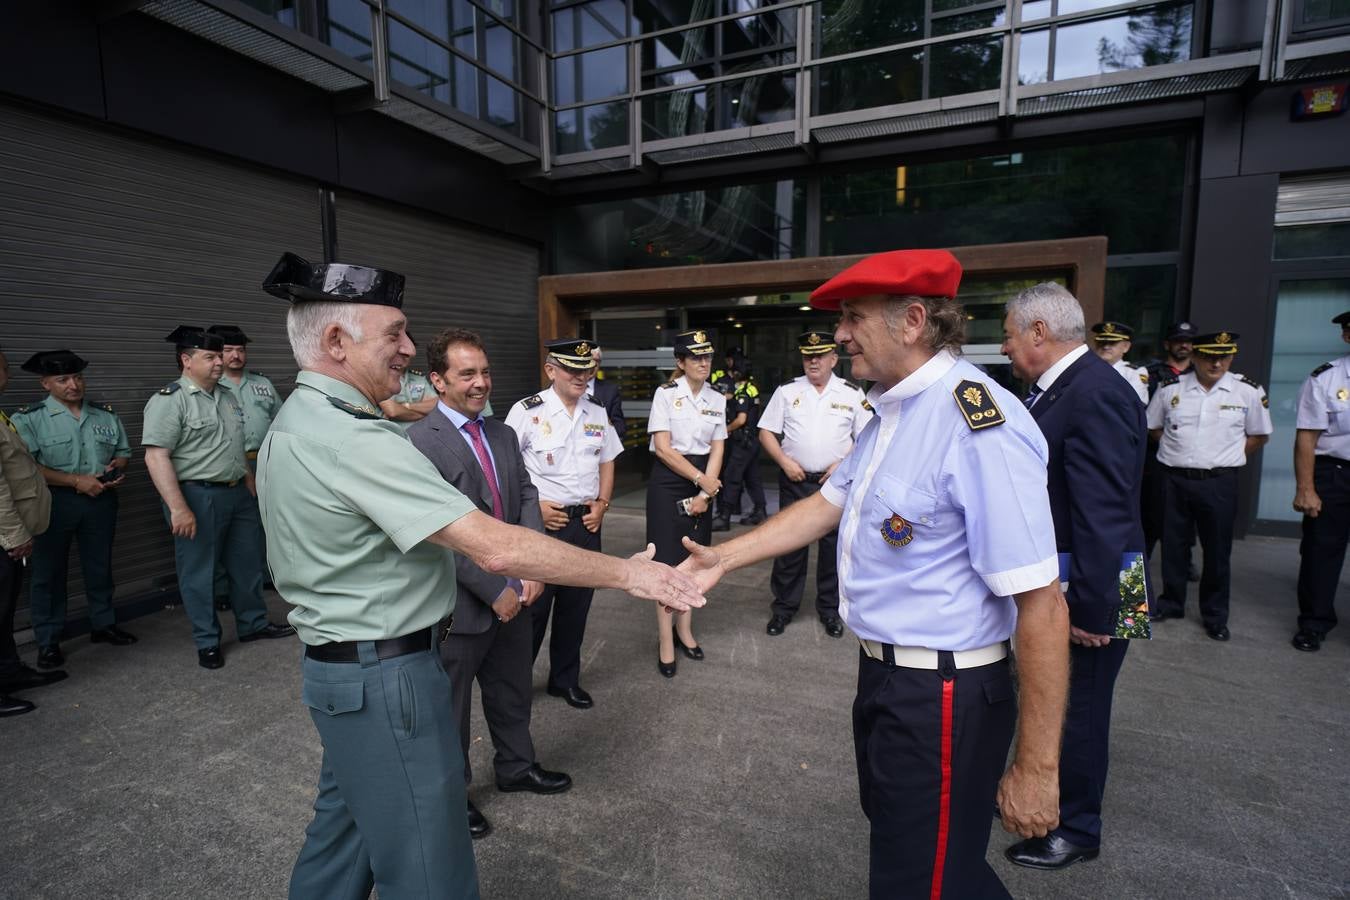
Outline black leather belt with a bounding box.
[1315,456,1350,466]
[560,504,592,519]
[1163,466,1236,480]
[802,471,828,481]
[180,479,241,488]
[304,621,451,663]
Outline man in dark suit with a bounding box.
[408,328,572,840]
[587,346,626,442]
[1000,283,1147,870]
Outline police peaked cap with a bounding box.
[674,330,715,357]
[1165,321,1198,341]
[1191,332,1240,356]
[22,349,88,376]
[799,331,837,354]
[1091,321,1134,342]
[165,326,224,352]
[545,337,597,371]
[809,249,962,311]
[262,252,406,308]
[207,325,251,345]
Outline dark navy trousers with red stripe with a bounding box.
[853,648,1016,900]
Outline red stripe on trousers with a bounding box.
[929,678,955,900]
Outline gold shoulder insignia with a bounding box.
[159,382,181,395]
[1138,371,1149,384]
[96,401,115,413]
[861,399,874,412]
[522,394,545,409]
[326,396,381,419]
[953,379,1005,430]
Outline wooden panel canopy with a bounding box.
[537,236,1108,371]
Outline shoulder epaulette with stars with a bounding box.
[249,370,268,379]
[159,382,181,395]
[659,381,677,390]
[845,379,866,393]
[93,401,115,413]
[16,402,44,415]
[1239,374,1264,390]
[522,394,545,409]
[408,368,424,377]
[327,396,381,419]
[953,379,1005,430]
[1312,362,1334,378]
[1157,370,1181,387]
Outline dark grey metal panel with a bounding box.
[332,192,543,413]
[0,99,324,624]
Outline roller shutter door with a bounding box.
[0,99,324,626]
[332,193,542,410]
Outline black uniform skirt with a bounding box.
[647,454,712,566]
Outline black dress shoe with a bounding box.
[90,626,138,646]
[36,645,65,669]
[214,597,232,611]
[658,652,677,678]
[496,764,573,795]
[1,694,36,717]
[710,515,731,532]
[820,617,844,638]
[0,664,68,692]
[1005,834,1100,870]
[674,633,704,660]
[766,614,791,636]
[198,647,225,669]
[467,801,491,839]
[546,685,593,709]
[1149,607,1183,622]
[1292,629,1322,652]
[1206,625,1231,642]
[743,508,767,525]
[238,622,296,642]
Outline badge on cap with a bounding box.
[881,514,914,547]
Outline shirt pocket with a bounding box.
[529,432,567,468]
[871,472,942,535]
[302,679,365,717]
[37,435,77,469]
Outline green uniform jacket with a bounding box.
[12,396,131,474]
[141,375,248,482]
[217,370,281,453]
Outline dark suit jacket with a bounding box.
[408,411,543,635]
[1031,349,1147,635]
[589,379,626,442]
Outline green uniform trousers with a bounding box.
[29,487,119,647]
[290,643,479,900]
[166,481,267,649]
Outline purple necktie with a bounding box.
[462,419,504,520]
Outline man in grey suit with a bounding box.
[408,328,572,840]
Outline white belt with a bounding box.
[859,639,1007,670]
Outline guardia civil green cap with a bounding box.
[262,252,406,308]
[207,325,250,345]
[165,326,224,352]
[674,330,714,357]
[798,331,837,355]
[21,350,88,376]
[545,337,597,371]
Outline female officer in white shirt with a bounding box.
[646,330,727,677]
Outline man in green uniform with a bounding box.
[378,332,437,429]
[257,252,704,900]
[12,350,136,670]
[142,326,294,670]
[208,325,280,609]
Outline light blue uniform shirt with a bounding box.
[821,351,1059,651]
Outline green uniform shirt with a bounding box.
[12,396,132,474]
[141,375,248,482]
[217,370,281,452]
[387,369,433,432]
[256,370,477,645]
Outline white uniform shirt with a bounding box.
[1112,360,1149,404]
[1295,355,1350,460]
[758,373,872,472]
[820,351,1059,650]
[647,375,727,454]
[1147,370,1273,469]
[505,386,623,504]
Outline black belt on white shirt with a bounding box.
[1162,466,1237,480]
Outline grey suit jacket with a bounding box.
[407,410,543,635]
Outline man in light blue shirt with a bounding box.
[679,249,1070,900]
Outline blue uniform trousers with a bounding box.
[1296,456,1350,636]
[166,482,267,649]
[290,644,479,900]
[1053,638,1129,848]
[28,487,119,646]
[1158,467,1238,628]
[531,517,599,691]
[769,474,839,618]
[853,650,1015,899]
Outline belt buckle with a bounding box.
[437,618,453,644]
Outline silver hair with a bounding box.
[879,294,967,355]
[1006,282,1086,342]
[286,301,366,369]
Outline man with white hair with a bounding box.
[1000,282,1147,871]
[255,253,705,900]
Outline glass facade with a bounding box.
[1020,2,1194,85]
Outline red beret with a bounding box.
[809,249,962,311]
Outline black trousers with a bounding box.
[1055,638,1129,847]
[1141,451,1165,558]
[0,551,23,679]
[853,649,1015,900]
[442,612,536,784]
[1158,467,1238,628]
[770,473,839,618]
[1296,456,1350,636]
[719,436,765,517]
[531,517,600,690]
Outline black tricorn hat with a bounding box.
[262,252,405,308]
[1333,311,1350,326]
[207,325,250,345]
[165,326,224,352]
[22,350,88,376]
